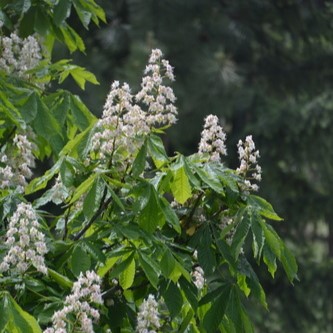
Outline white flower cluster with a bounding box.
[198,114,227,162]
[91,81,149,164]
[136,294,161,333]
[136,49,177,127]
[91,49,177,167]
[0,32,42,79]
[236,135,262,192]
[44,271,103,333]
[0,202,48,275]
[0,131,36,192]
[192,266,205,290]
[50,176,69,204]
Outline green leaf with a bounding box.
[77,0,106,24]
[251,214,265,260]
[147,134,169,168]
[70,173,97,204]
[170,156,192,204]
[160,197,181,233]
[237,257,267,309]
[34,7,50,36]
[179,309,194,333]
[237,274,251,297]
[193,164,225,195]
[71,245,91,276]
[32,94,64,153]
[214,234,237,272]
[26,157,64,194]
[260,222,282,259]
[231,211,251,258]
[281,245,298,283]
[54,0,72,26]
[248,195,283,221]
[0,291,42,333]
[161,281,183,318]
[69,94,96,130]
[132,140,147,177]
[178,277,198,310]
[72,0,92,29]
[59,158,75,187]
[138,252,160,289]
[97,256,120,278]
[82,240,106,263]
[109,252,135,280]
[227,288,254,333]
[197,226,216,275]
[83,176,105,219]
[263,245,277,278]
[19,91,38,123]
[160,248,176,279]
[119,257,135,290]
[68,66,99,90]
[203,287,231,333]
[137,183,165,233]
[60,24,85,53]
[59,122,95,158]
[0,91,24,127]
[48,268,73,289]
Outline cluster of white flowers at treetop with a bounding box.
[136,294,161,333]
[136,48,178,127]
[236,135,262,192]
[91,80,150,165]
[44,271,103,333]
[0,131,36,192]
[0,202,48,275]
[198,114,227,162]
[192,266,205,290]
[0,32,42,80]
[91,49,177,167]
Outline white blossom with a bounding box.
[236,135,262,192]
[91,81,150,167]
[136,49,177,127]
[0,130,36,192]
[0,32,42,83]
[44,271,103,333]
[136,294,161,333]
[192,266,205,290]
[91,49,177,169]
[50,176,69,204]
[198,114,227,162]
[0,202,48,275]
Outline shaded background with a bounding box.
[57,1,333,332]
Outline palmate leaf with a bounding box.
[202,286,231,333]
[138,251,160,289]
[161,280,183,318]
[71,244,91,276]
[193,163,225,195]
[231,209,251,258]
[119,257,135,290]
[251,214,265,260]
[134,182,165,233]
[53,0,72,26]
[248,195,283,221]
[260,221,298,282]
[227,287,254,333]
[147,133,169,168]
[237,256,267,309]
[0,292,42,333]
[170,155,192,204]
